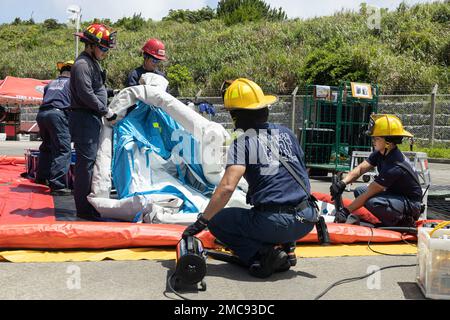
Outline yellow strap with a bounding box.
[429,221,450,238]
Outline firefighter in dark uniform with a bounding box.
[331,114,423,227]
[126,38,166,87]
[36,61,73,195]
[124,38,167,116]
[182,78,317,278]
[69,23,117,220]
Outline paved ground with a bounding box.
[0,256,420,300]
[0,141,448,301]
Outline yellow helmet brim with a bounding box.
[401,129,414,138]
[226,95,278,110]
[57,60,74,71]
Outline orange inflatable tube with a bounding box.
[313,192,382,225]
[0,156,26,166]
[0,159,424,250]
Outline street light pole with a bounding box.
[67,5,82,59]
[75,13,81,58]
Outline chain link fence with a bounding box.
[2,87,450,145]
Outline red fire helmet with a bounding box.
[142,38,166,60]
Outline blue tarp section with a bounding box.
[111,102,215,213]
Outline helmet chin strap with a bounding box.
[381,141,392,159]
[85,44,99,61]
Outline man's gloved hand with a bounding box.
[334,207,351,223]
[105,110,119,126]
[182,215,209,239]
[107,88,121,98]
[330,180,346,201]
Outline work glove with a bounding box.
[199,103,216,116]
[105,110,119,126]
[107,88,121,98]
[182,215,209,239]
[330,180,346,201]
[334,207,351,224]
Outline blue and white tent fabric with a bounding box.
[88,73,249,225]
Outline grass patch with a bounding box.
[399,142,450,159]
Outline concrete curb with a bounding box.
[428,158,450,164]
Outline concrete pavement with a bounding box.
[0,256,420,300]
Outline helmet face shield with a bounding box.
[366,115,376,136]
[108,31,117,48]
[220,80,234,100]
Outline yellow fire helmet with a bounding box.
[223,78,278,110]
[57,60,75,71]
[367,114,413,138]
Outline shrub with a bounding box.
[167,64,195,96]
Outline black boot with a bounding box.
[282,242,297,267]
[50,188,72,196]
[249,247,289,279]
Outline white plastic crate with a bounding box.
[417,224,450,300]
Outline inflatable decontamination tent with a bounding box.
[87,73,250,224]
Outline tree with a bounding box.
[163,7,216,23]
[43,19,62,30]
[217,0,287,25]
[12,17,22,25]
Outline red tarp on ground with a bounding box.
[0,76,50,105]
[0,157,427,250]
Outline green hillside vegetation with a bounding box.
[0,1,448,96]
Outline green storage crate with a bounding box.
[301,81,378,173]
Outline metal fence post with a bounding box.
[291,86,299,134]
[430,84,438,146]
[194,90,203,104]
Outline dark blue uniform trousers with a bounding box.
[69,110,102,218]
[36,108,71,190]
[354,186,421,227]
[208,207,316,266]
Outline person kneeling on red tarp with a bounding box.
[331,114,424,228]
[182,78,318,279]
